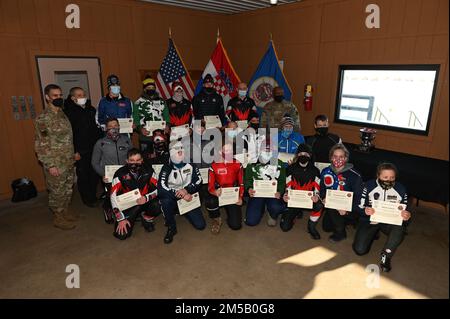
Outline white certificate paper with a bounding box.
[278,152,295,163]
[236,120,248,130]
[314,162,329,173]
[104,165,123,183]
[152,164,163,177]
[325,189,353,212]
[287,189,314,209]
[199,168,209,185]
[219,187,240,206]
[177,192,201,215]
[118,118,133,133]
[370,200,405,226]
[204,115,222,129]
[170,124,190,141]
[116,189,141,212]
[253,180,278,198]
[145,120,166,136]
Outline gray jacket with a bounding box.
[91,135,132,177]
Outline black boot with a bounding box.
[307,220,321,240]
[164,227,177,244]
[380,251,392,272]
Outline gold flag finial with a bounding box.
[169,27,172,38]
[270,33,273,41]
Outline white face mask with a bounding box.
[259,151,273,164]
[76,98,87,106]
[238,90,247,98]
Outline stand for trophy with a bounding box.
[355,127,377,153]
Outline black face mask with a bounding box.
[274,95,284,103]
[154,142,167,154]
[298,155,310,165]
[128,163,142,174]
[378,179,395,190]
[249,123,259,130]
[315,127,329,136]
[204,87,215,94]
[145,89,156,96]
[51,98,64,108]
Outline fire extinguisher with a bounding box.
[304,84,313,112]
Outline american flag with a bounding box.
[156,38,195,100]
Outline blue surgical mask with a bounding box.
[281,128,293,138]
[111,86,121,95]
[238,90,247,98]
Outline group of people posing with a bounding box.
[34,73,412,272]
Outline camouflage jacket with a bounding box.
[260,100,300,131]
[133,95,169,129]
[34,107,75,169]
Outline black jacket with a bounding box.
[286,162,323,212]
[306,133,341,163]
[64,98,102,155]
[192,89,225,125]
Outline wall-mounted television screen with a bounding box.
[335,64,440,135]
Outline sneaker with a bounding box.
[210,217,222,235]
[164,227,177,244]
[380,251,392,272]
[328,233,346,243]
[103,208,114,224]
[307,220,321,240]
[143,220,156,233]
[267,215,277,227]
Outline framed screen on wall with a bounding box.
[334,64,440,135]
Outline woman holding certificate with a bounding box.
[319,144,364,243]
[353,163,411,272]
[158,141,206,244]
[282,144,323,239]
[244,143,287,227]
[206,139,244,234]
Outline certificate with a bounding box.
[104,165,123,183]
[152,164,163,177]
[199,168,209,185]
[236,120,248,130]
[315,162,329,173]
[170,124,190,141]
[145,120,166,136]
[115,189,141,212]
[204,115,222,129]
[219,187,240,206]
[370,200,405,226]
[287,189,314,209]
[278,152,295,163]
[234,153,249,168]
[177,192,201,215]
[253,180,277,198]
[325,189,353,212]
[118,118,133,133]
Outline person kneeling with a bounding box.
[353,163,411,272]
[206,139,244,234]
[110,148,161,240]
[282,144,323,239]
[158,141,206,244]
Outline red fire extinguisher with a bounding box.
[304,84,313,112]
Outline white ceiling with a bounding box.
[140,0,302,15]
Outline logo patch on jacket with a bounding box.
[118,102,126,107]
[217,168,227,175]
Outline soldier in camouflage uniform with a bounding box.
[133,76,170,152]
[261,86,300,132]
[34,84,77,230]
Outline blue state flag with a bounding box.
[248,41,292,108]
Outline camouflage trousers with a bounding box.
[44,166,74,213]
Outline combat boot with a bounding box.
[53,209,76,230]
[63,208,79,222]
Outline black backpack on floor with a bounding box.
[11,178,37,202]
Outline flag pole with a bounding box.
[169,27,172,39]
[217,28,220,43]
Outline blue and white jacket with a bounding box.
[157,162,203,199]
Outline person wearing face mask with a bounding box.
[92,118,132,223]
[226,82,258,122]
[133,76,170,152]
[110,149,161,240]
[34,84,78,230]
[244,143,287,227]
[277,116,305,163]
[239,115,267,164]
[97,74,133,130]
[281,144,323,239]
[260,86,300,132]
[319,144,364,243]
[166,81,193,127]
[158,141,206,244]
[143,129,170,167]
[192,74,226,127]
[205,138,244,234]
[353,163,411,272]
[306,114,342,163]
[63,87,102,208]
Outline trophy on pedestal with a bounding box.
[357,127,377,153]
